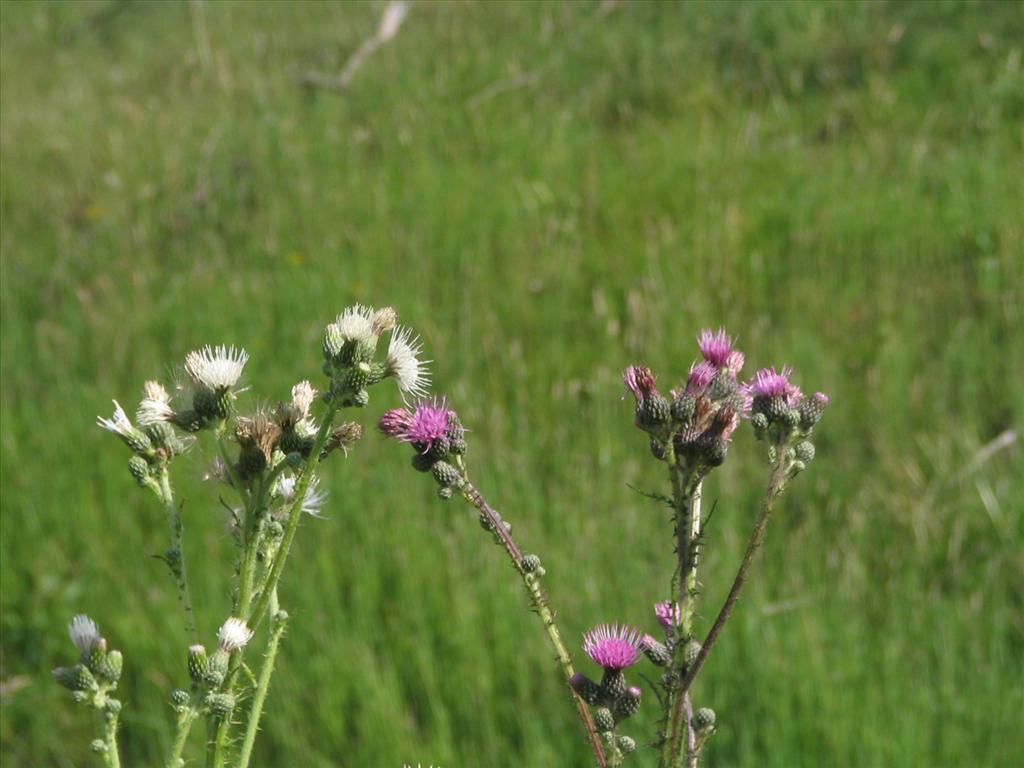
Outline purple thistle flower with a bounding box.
[378,407,412,438]
[813,392,829,407]
[654,601,681,633]
[685,361,717,395]
[583,623,643,670]
[725,349,745,378]
[751,366,803,406]
[698,328,734,367]
[623,365,658,402]
[402,398,452,450]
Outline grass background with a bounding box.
[1,1,1022,766]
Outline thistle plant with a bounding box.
[382,327,828,767]
[60,312,826,768]
[60,304,428,768]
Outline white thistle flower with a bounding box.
[385,326,430,397]
[277,474,328,518]
[136,380,175,426]
[291,380,317,418]
[97,400,134,437]
[184,345,249,390]
[69,614,101,652]
[217,617,253,652]
[334,304,375,344]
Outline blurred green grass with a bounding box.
[1,1,1022,766]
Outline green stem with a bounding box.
[659,468,701,768]
[102,707,121,768]
[246,403,337,628]
[159,472,198,644]
[166,706,198,768]
[459,478,608,768]
[676,451,790,699]
[235,591,287,768]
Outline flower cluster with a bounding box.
[321,304,429,407]
[379,398,467,498]
[52,615,123,729]
[624,328,751,472]
[570,623,644,759]
[748,366,829,476]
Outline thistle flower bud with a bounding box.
[799,391,829,428]
[90,739,107,755]
[638,393,671,430]
[569,672,602,705]
[641,635,671,666]
[187,645,209,683]
[204,692,235,719]
[144,421,177,450]
[751,412,769,432]
[431,460,461,488]
[794,441,815,463]
[372,306,398,336]
[53,664,96,692]
[600,669,627,700]
[613,685,642,720]
[649,438,668,460]
[593,707,615,732]
[103,698,121,717]
[616,735,636,755]
[671,392,696,423]
[97,401,152,454]
[325,421,363,455]
[97,649,123,685]
[217,617,254,653]
[521,554,544,574]
[128,455,151,486]
[693,706,716,732]
[323,323,345,360]
[204,651,228,687]
[437,486,454,499]
[170,689,191,709]
[411,453,435,473]
[71,690,89,704]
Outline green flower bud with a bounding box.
[671,393,696,423]
[145,421,176,449]
[128,456,150,486]
[172,409,205,433]
[449,437,468,455]
[98,649,123,684]
[751,411,769,436]
[593,707,615,732]
[600,669,627,700]
[790,459,806,475]
[187,645,209,684]
[204,692,235,719]
[170,689,191,709]
[83,646,107,677]
[53,664,96,692]
[783,409,801,428]
[237,447,267,480]
[437,486,454,500]
[123,428,152,456]
[706,372,733,400]
[411,453,435,473]
[344,362,372,392]
[205,650,229,687]
[693,706,716,731]
[426,436,451,461]
[521,554,543,574]
[613,686,642,720]
[90,739,107,755]
[639,394,671,430]
[642,637,671,667]
[192,387,217,421]
[71,690,90,704]
[348,388,369,408]
[616,735,636,755]
[103,698,122,717]
[795,441,815,463]
[569,673,602,705]
[431,460,461,488]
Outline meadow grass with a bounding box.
[1,1,1022,766]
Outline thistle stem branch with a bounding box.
[166,706,198,768]
[102,707,121,768]
[676,452,789,699]
[158,472,198,644]
[458,478,608,768]
[235,590,286,768]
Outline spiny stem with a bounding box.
[158,472,198,644]
[677,452,790,699]
[235,590,286,768]
[166,706,198,768]
[246,401,338,629]
[458,478,608,768]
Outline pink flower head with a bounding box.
[378,408,412,438]
[654,601,681,632]
[751,366,802,405]
[686,361,717,395]
[583,623,643,670]
[402,398,452,450]
[698,328,734,367]
[623,365,658,402]
[813,392,829,407]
